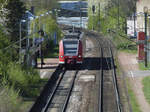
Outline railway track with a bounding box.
[29,65,64,112]
[99,45,122,112]
[99,47,121,112]
[30,29,121,112]
[81,30,121,112]
[29,65,78,112]
[86,31,121,112]
[44,70,78,112]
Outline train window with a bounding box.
[65,44,78,48]
[63,41,78,56]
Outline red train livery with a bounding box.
[59,38,83,65]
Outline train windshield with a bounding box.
[63,40,78,56]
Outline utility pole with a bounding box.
[80,0,82,29]
[118,0,119,29]
[19,20,25,63]
[134,2,136,38]
[26,19,30,66]
[92,5,95,30]
[144,7,148,67]
[25,16,34,66]
[145,12,148,67]
[98,3,100,32]
[19,21,22,63]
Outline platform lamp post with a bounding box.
[118,0,120,29]
[19,19,26,63]
[26,17,34,66]
[144,6,148,67]
[92,5,95,30]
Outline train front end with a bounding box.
[59,39,83,66]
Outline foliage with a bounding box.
[0,43,19,62]
[30,9,62,39]
[88,5,125,34]
[44,41,59,58]
[22,0,58,14]
[0,0,59,111]
[0,85,22,112]
[0,0,7,12]
[0,25,10,49]
[110,0,137,16]
[142,76,150,104]
[30,9,62,59]
[5,62,41,97]
[4,0,26,42]
[0,26,11,79]
[88,0,136,50]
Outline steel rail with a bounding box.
[42,69,66,112]
[91,34,103,112]
[29,65,64,112]
[61,70,78,112]
[97,39,121,112]
[42,69,78,112]
[110,47,122,112]
[100,46,112,112]
[98,47,103,112]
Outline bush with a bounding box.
[6,62,41,97]
[7,63,28,88]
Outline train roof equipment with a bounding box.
[63,29,84,39]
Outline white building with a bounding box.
[127,17,137,38]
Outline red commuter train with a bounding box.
[59,33,83,66]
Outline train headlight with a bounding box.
[61,56,63,58]
[78,55,81,58]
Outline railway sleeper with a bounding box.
[55,92,68,96]
[57,87,69,90]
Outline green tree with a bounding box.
[5,0,26,42]
[0,26,9,49]
[22,0,58,14]
[88,0,134,49]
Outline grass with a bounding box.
[115,57,122,76]
[120,49,137,54]
[126,79,142,112]
[142,76,150,104]
[116,54,141,112]
[118,43,137,54]
[139,62,150,70]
